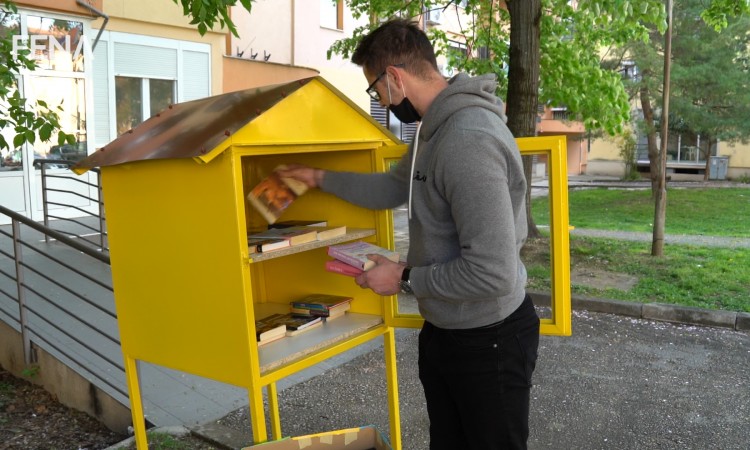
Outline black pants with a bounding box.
[418,295,540,450]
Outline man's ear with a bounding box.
[387,66,404,90]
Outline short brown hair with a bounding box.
[351,19,438,78]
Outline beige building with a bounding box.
[225,0,367,107]
[587,135,750,181]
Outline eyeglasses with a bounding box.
[366,63,405,102]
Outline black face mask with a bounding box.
[387,77,421,124]
[389,98,421,124]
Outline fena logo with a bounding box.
[11,34,93,62]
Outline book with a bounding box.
[324,259,364,277]
[247,237,290,253]
[247,165,309,224]
[254,312,322,338]
[254,314,288,344]
[291,293,352,311]
[290,293,352,319]
[267,222,345,241]
[327,241,400,271]
[257,332,285,347]
[285,319,324,336]
[249,226,318,246]
[311,225,347,241]
[291,304,350,320]
[269,220,328,229]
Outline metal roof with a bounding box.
[73,77,313,173]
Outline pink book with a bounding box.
[324,259,364,277]
[327,241,400,271]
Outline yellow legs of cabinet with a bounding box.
[248,385,268,443]
[124,356,148,449]
[267,383,282,439]
[384,327,402,450]
[241,327,402,447]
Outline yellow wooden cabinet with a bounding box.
[75,77,408,449]
[74,77,572,449]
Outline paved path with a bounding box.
[570,228,750,248]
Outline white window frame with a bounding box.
[95,30,211,141]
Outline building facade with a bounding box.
[2,0,225,222]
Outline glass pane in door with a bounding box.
[24,75,87,166]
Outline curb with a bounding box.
[528,291,749,332]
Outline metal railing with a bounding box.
[35,159,108,253]
[0,204,126,400]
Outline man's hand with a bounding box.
[354,255,405,296]
[277,164,325,189]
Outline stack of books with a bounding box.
[248,222,348,254]
[290,293,353,321]
[254,312,323,341]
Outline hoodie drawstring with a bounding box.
[408,121,423,220]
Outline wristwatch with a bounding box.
[399,265,413,295]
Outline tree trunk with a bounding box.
[652,0,673,257]
[640,85,660,197]
[506,0,542,239]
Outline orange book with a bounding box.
[247,165,308,224]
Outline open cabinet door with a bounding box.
[387,135,572,337]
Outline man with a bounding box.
[280,19,539,450]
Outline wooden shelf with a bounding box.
[248,228,376,262]
[254,303,384,374]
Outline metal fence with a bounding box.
[35,159,108,253]
[0,204,126,401]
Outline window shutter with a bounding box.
[370,98,389,128]
[114,43,177,79]
[401,122,417,144]
[93,40,110,147]
[182,50,210,101]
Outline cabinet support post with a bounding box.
[124,356,148,449]
[248,387,268,443]
[384,327,402,450]
[267,383,282,439]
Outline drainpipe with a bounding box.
[76,0,109,51]
[290,0,295,65]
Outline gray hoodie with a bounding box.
[322,73,528,329]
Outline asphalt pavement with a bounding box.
[186,198,750,450]
[200,308,749,450]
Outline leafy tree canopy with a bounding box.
[325,0,667,135]
[173,0,252,37]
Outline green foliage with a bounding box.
[21,365,39,378]
[701,0,750,31]
[614,0,750,149]
[612,129,640,180]
[735,173,750,184]
[173,0,253,37]
[326,1,667,136]
[0,2,75,151]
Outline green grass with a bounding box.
[526,187,750,312]
[531,187,750,237]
